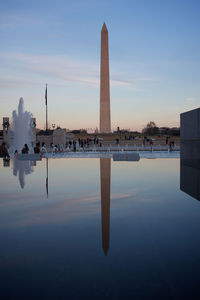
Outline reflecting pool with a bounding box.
[0,157,200,299]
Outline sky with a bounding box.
[0,0,200,132]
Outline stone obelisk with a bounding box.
[100,23,111,133]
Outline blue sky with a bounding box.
[0,0,200,131]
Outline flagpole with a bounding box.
[46,157,48,198]
[45,83,48,132]
[46,101,48,132]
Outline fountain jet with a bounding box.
[10,98,33,153]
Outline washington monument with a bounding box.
[100,23,111,133]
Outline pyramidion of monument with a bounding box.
[101,22,108,32]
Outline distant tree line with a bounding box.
[35,123,180,137]
[71,129,87,134]
[142,121,180,136]
[37,129,53,136]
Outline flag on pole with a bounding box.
[45,84,47,105]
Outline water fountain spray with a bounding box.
[9,97,34,154]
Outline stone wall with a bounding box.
[35,130,74,148]
[180,108,200,140]
[180,108,200,161]
[180,108,200,201]
[36,135,53,147]
[180,161,200,201]
[53,128,66,146]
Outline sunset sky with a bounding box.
[0,0,200,131]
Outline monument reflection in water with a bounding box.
[3,156,200,298]
[100,158,111,255]
[8,151,200,255]
[10,151,200,255]
[10,157,111,254]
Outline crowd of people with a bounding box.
[141,136,175,151]
[0,135,177,158]
[0,142,39,159]
[48,137,102,152]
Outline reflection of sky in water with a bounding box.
[0,158,180,228]
[1,158,200,299]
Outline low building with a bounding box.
[36,128,74,148]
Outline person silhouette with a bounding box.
[22,144,29,154]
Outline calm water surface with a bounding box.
[0,157,200,299]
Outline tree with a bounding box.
[142,121,159,136]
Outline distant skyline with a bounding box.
[0,0,200,131]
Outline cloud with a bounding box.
[185,97,199,107]
[0,190,138,228]
[136,77,159,82]
[0,12,44,29]
[0,52,139,89]
[185,97,195,102]
[0,52,98,86]
[110,68,159,91]
[0,75,42,88]
[0,193,100,228]
[110,79,136,88]
[183,97,199,112]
